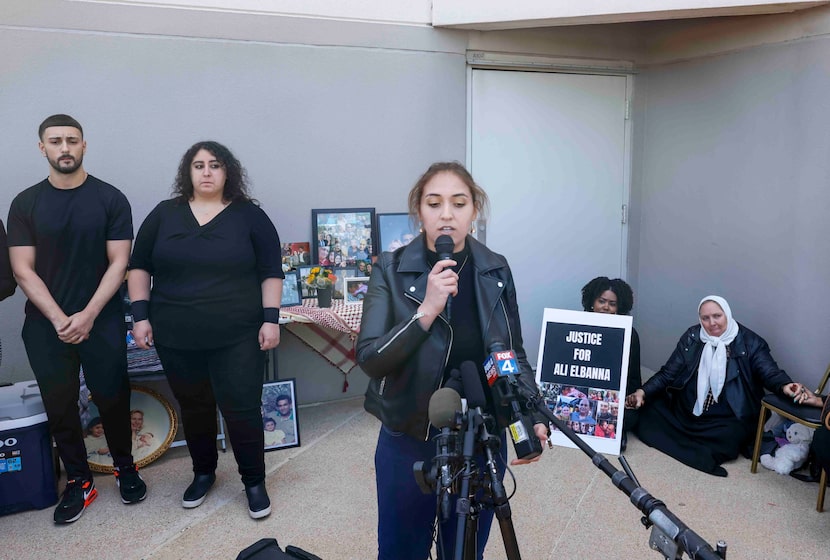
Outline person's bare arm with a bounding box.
[259,277,283,351]
[127,268,154,349]
[9,245,70,331]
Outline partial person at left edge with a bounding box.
[0,219,16,301]
[6,114,146,524]
[0,217,17,369]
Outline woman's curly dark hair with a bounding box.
[580,276,634,315]
[172,141,252,204]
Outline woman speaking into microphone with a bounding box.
[356,162,548,560]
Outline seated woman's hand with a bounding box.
[625,389,645,409]
[783,382,823,407]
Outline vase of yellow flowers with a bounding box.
[306,267,336,308]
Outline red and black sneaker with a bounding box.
[53,478,98,524]
[114,464,147,504]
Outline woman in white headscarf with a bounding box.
[624,296,806,476]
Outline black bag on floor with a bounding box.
[236,538,323,560]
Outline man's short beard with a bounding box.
[49,155,83,174]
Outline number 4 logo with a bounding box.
[498,358,518,375]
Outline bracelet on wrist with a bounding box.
[263,307,280,324]
[130,300,150,323]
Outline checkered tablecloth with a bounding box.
[127,346,163,375]
[281,300,363,391]
[282,300,363,334]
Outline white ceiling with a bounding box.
[4,0,827,35]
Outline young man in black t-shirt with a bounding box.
[7,114,147,524]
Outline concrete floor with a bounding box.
[2,396,826,560]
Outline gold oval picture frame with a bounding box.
[82,384,178,473]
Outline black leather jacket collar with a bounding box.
[357,234,538,439]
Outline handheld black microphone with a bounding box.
[428,386,463,522]
[434,234,455,321]
[483,342,543,461]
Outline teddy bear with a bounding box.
[759,422,815,475]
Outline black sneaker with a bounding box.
[54,478,98,524]
[182,473,216,509]
[244,482,271,519]
[114,464,147,504]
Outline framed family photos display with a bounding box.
[261,379,300,451]
[281,270,302,307]
[311,207,375,266]
[344,276,370,304]
[81,384,178,473]
[376,212,419,254]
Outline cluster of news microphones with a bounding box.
[416,344,543,524]
[417,341,728,560]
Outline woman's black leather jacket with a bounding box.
[357,235,540,440]
[641,323,792,424]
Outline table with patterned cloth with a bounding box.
[127,345,164,375]
[280,299,363,391]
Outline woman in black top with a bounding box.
[128,141,283,519]
[581,276,641,393]
[581,276,641,446]
[357,162,547,560]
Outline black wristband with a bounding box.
[263,307,280,324]
[131,300,150,323]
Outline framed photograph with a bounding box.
[311,207,375,265]
[376,212,419,254]
[344,276,370,304]
[332,266,358,299]
[81,384,178,473]
[281,242,311,268]
[298,265,316,298]
[261,379,300,451]
[281,270,302,307]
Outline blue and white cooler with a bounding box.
[0,380,58,516]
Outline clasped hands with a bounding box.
[55,309,94,345]
[783,382,822,407]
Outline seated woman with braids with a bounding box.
[581,277,641,395]
[581,276,640,447]
[625,295,808,476]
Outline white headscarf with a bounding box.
[693,295,740,416]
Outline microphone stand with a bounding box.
[454,405,481,560]
[515,384,727,560]
[475,411,521,560]
[454,405,521,560]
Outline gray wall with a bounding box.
[635,37,830,387]
[0,26,468,401]
[4,14,830,397]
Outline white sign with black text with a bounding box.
[535,308,632,455]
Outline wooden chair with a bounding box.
[750,362,830,512]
